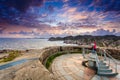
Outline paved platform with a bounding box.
[51,54,120,80]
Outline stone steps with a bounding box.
[97,61,118,76]
[98,68,112,73]
[84,53,118,77]
[97,72,118,76]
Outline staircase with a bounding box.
[97,60,118,76]
[82,48,118,76]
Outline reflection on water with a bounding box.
[0,38,75,50]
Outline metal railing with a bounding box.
[82,47,100,69]
[101,49,118,73]
[82,48,85,58]
[95,51,100,70]
[82,47,92,59]
[82,47,119,74]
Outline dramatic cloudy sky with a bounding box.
[0,0,120,38]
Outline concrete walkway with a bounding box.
[51,54,120,80]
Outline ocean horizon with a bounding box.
[0,38,75,50]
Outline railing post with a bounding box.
[82,47,85,58]
[103,49,118,74]
[95,51,99,69]
[100,50,102,57]
[109,59,110,66]
[116,63,117,73]
[103,50,107,61]
[87,48,88,54]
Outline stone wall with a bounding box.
[39,46,120,66]
[39,46,82,65]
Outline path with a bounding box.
[51,54,120,80]
[0,58,39,70]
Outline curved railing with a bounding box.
[82,47,119,74]
[82,48,100,66]
[95,51,100,70]
[101,49,119,73]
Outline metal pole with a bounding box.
[100,50,102,61]
[109,59,110,66]
[116,63,117,73]
[82,48,85,58]
[86,49,88,54]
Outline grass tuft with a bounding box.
[0,50,21,63]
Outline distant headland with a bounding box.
[49,35,120,49]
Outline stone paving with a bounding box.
[51,54,120,80]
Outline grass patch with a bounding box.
[0,50,21,63]
[70,51,82,54]
[46,50,82,69]
[46,52,64,69]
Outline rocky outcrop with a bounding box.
[49,35,120,48]
[106,49,120,60]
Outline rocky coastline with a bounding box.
[49,35,120,49]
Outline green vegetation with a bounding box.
[46,50,82,69]
[46,52,64,69]
[0,50,21,63]
[70,51,82,54]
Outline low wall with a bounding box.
[39,46,82,65]
[39,46,120,66]
[38,46,83,80]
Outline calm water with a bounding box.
[0,38,75,50]
[0,38,75,70]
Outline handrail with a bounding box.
[102,49,118,73]
[82,47,119,74]
[103,49,118,64]
[82,48,100,69]
[95,51,100,69]
[82,48,92,59]
[82,48,85,58]
[98,49,104,61]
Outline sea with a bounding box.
[0,38,76,50]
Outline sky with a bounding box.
[0,0,120,38]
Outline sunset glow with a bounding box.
[0,0,120,38]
